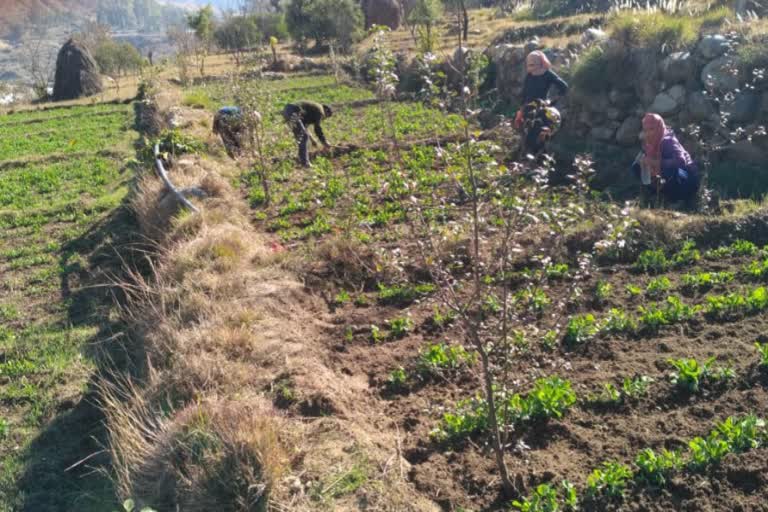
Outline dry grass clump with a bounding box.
[102,384,288,512]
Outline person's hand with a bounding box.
[514,109,524,129]
[642,155,660,177]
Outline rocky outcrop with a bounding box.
[52,38,102,101]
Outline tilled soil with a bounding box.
[306,253,768,510]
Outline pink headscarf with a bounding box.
[642,113,666,172]
[526,51,552,76]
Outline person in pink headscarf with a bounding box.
[631,113,699,202]
[514,51,568,130]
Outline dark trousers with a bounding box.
[631,162,699,202]
[283,104,310,166]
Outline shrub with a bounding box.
[286,0,363,51]
[214,15,261,50]
[608,8,729,50]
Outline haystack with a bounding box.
[52,38,103,101]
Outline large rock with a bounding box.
[581,28,608,45]
[648,85,686,115]
[631,48,660,105]
[686,91,717,122]
[698,34,731,59]
[590,122,619,141]
[609,89,636,110]
[616,116,642,146]
[725,91,761,123]
[701,56,739,92]
[659,52,694,85]
[362,0,401,30]
[446,46,471,88]
[490,44,527,98]
[52,38,103,101]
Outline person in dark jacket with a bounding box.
[213,106,246,158]
[283,100,333,167]
[514,51,569,130]
[631,113,699,202]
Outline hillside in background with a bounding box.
[0,0,188,38]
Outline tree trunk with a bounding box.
[461,0,469,42]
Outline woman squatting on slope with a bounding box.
[631,113,700,203]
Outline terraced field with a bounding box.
[0,103,136,511]
[220,74,768,510]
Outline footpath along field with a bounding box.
[178,73,768,510]
[0,102,137,511]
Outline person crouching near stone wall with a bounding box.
[631,113,700,204]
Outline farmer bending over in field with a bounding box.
[631,113,699,204]
[282,100,333,167]
[514,51,569,155]
[213,106,246,158]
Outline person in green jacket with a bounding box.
[282,100,333,167]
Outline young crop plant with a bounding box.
[705,291,748,320]
[744,258,768,281]
[511,482,578,512]
[755,341,768,367]
[688,433,730,469]
[637,303,668,333]
[662,296,699,323]
[668,357,714,393]
[634,448,683,487]
[681,271,734,292]
[511,485,557,511]
[671,240,701,267]
[564,314,599,346]
[625,284,643,297]
[601,308,637,334]
[545,263,570,280]
[417,342,475,376]
[588,382,621,406]
[593,279,613,304]
[540,330,559,352]
[645,276,672,298]
[432,396,489,442]
[377,282,436,306]
[706,239,759,259]
[622,375,653,399]
[585,461,633,499]
[634,248,669,273]
[715,415,766,452]
[387,366,408,391]
[511,376,578,423]
[387,316,414,338]
[517,287,551,315]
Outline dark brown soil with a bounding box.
[302,248,768,510]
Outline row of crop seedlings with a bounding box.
[427,361,768,509]
[511,413,767,510]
